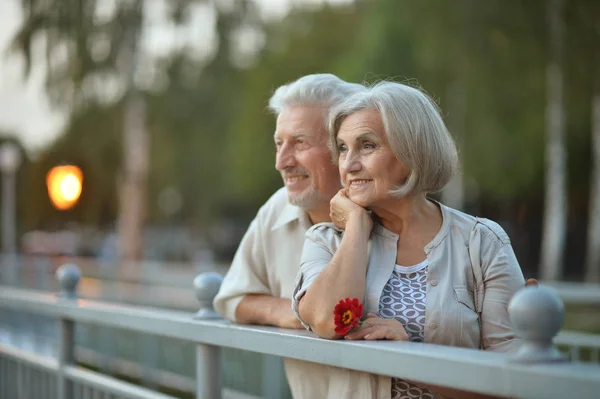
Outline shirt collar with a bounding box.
[271,200,310,231]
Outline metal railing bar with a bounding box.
[555,330,600,349]
[542,281,600,305]
[3,340,260,399]
[0,344,59,371]
[2,286,600,399]
[75,346,195,392]
[569,346,580,362]
[64,365,177,399]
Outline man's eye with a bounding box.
[296,139,304,144]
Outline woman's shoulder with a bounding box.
[305,222,344,249]
[442,204,511,245]
[473,218,511,245]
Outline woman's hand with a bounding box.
[329,189,371,231]
[344,313,409,341]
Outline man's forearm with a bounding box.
[235,294,302,328]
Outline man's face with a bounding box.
[274,105,341,210]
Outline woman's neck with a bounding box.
[370,195,439,235]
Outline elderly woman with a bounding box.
[293,81,525,399]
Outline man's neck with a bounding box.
[306,207,332,225]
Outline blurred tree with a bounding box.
[588,89,600,282]
[225,3,363,211]
[7,0,600,275]
[11,0,260,227]
[0,135,30,251]
[540,0,567,281]
[117,0,146,263]
[582,0,600,282]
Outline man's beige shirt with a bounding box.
[213,187,311,320]
[213,187,376,398]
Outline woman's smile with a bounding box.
[348,179,372,190]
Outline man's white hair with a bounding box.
[268,74,364,117]
[329,81,459,197]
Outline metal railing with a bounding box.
[1,264,600,399]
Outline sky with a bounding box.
[0,0,351,155]
[0,1,65,154]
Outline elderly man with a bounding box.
[214,74,363,328]
[213,74,364,398]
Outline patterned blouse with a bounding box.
[379,260,435,399]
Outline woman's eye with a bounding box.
[363,142,375,150]
[337,144,347,153]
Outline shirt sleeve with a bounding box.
[213,216,269,322]
[476,221,526,352]
[292,224,337,330]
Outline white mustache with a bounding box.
[282,168,310,178]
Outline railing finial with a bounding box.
[508,284,567,363]
[55,263,81,299]
[193,272,223,319]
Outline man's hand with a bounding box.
[277,306,304,329]
[344,313,409,341]
[235,294,303,329]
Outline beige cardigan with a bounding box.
[291,202,525,398]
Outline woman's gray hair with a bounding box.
[268,74,364,118]
[329,81,459,197]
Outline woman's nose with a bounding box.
[341,152,361,174]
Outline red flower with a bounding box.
[333,298,363,336]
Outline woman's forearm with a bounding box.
[299,214,372,338]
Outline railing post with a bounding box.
[55,264,80,399]
[56,264,81,299]
[193,272,223,399]
[508,284,568,363]
[57,319,75,399]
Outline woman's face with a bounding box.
[336,108,409,208]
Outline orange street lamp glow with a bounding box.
[46,165,83,210]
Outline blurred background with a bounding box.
[0,0,598,398]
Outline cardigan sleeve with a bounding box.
[474,219,526,352]
[292,223,341,330]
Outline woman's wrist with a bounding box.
[346,210,372,233]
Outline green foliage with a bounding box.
[9,0,600,234]
[225,4,364,210]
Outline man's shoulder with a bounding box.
[256,187,290,220]
[255,187,304,231]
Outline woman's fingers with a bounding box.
[346,316,409,341]
[345,325,377,340]
[362,325,409,341]
[363,327,393,340]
